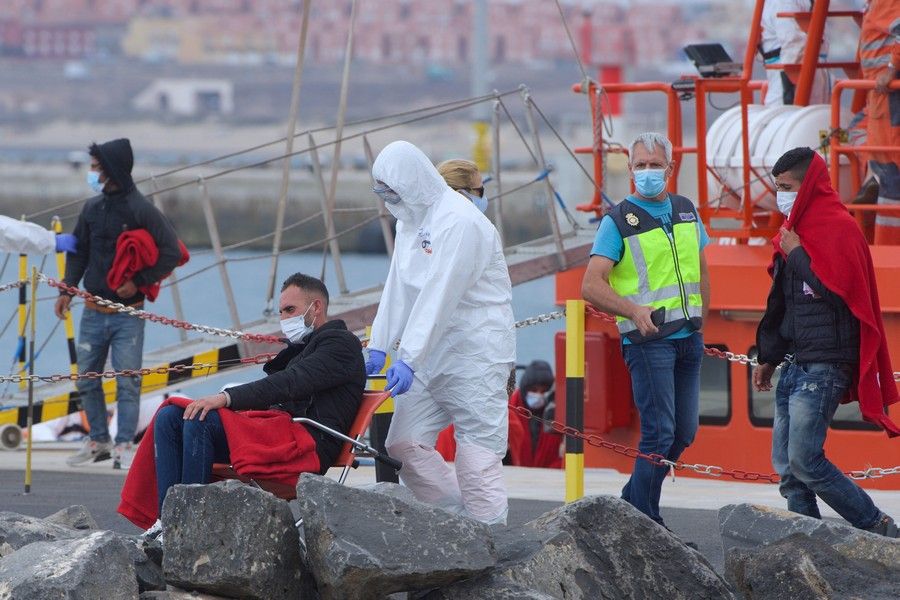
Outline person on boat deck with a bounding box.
[0,216,77,255]
[508,360,563,469]
[366,140,515,525]
[434,361,563,469]
[141,274,365,527]
[582,132,710,528]
[760,0,832,106]
[753,147,900,538]
[54,138,181,470]
[859,0,900,245]
[437,158,489,213]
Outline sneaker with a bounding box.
[864,514,899,538]
[112,443,134,470]
[66,439,113,466]
[140,519,164,545]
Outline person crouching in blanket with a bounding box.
[118,273,365,533]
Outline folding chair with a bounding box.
[211,389,401,499]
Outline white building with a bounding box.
[132,79,234,117]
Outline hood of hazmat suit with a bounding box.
[370,140,515,384]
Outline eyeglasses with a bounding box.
[459,186,485,197]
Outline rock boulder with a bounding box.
[0,511,85,557]
[161,480,305,600]
[719,503,900,571]
[726,532,900,599]
[44,505,99,530]
[428,495,733,600]
[296,473,496,599]
[0,530,138,600]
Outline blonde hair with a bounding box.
[437,159,480,191]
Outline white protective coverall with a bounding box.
[370,141,516,524]
[0,215,58,254]
[761,0,831,106]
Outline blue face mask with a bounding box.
[86,170,104,194]
[461,189,488,213]
[633,168,667,198]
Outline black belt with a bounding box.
[759,46,781,61]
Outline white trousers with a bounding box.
[385,361,511,524]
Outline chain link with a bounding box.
[0,279,26,294]
[515,310,566,329]
[0,352,278,385]
[41,275,283,345]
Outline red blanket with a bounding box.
[106,229,190,302]
[118,396,320,529]
[769,154,900,436]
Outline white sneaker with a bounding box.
[112,443,134,470]
[66,439,113,466]
[141,519,164,545]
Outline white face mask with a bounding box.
[776,191,797,217]
[525,391,547,410]
[280,303,314,343]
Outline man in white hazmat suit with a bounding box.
[0,215,77,255]
[366,140,515,525]
[760,0,831,106]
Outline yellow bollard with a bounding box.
[365,325,397,483]
[16,221,28,392]
[564,299,585,503]
[52,217,79,375]
[24,267,38,494]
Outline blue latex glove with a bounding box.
[386,361,414,397]
[55,233,78,254]
[365,348,386,375]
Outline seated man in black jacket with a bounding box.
[753,147,897,538]
[152,273,365,517]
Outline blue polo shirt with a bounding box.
[590,195,709,343]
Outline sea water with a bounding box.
[0,249,565,400]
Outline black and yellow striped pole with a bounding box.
[16,219,28,391]
[565,299,585,502]
[52,218,78,376]
[24,266,38,494]
[366,326,398,483]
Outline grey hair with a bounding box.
[630,132,673,164]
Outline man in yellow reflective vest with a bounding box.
[582,132,710,529]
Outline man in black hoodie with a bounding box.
[54,138,181,469]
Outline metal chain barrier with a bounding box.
[31,276,900,380]
[509,403,900,482]
[40,274,283,345]
[0,352,277,385]
[0,279,26,294]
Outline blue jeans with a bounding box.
[154,405,231,513]
[76,308,145,444]
[772,362,881,529]
[621,332,703,524]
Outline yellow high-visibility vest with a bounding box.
[607,195,703,344]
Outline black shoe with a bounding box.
[864,514,899,538]
[852,177,879,205]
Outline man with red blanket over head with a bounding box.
[119,273,365,534]
[753,148,899,538]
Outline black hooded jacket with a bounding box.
[225,319,366,473]
[63,139,181,303]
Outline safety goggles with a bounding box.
[372,182,402,205]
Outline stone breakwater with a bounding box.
[1,476,897,599]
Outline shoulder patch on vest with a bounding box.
[678,212,696,222]
[625,212,640,227]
